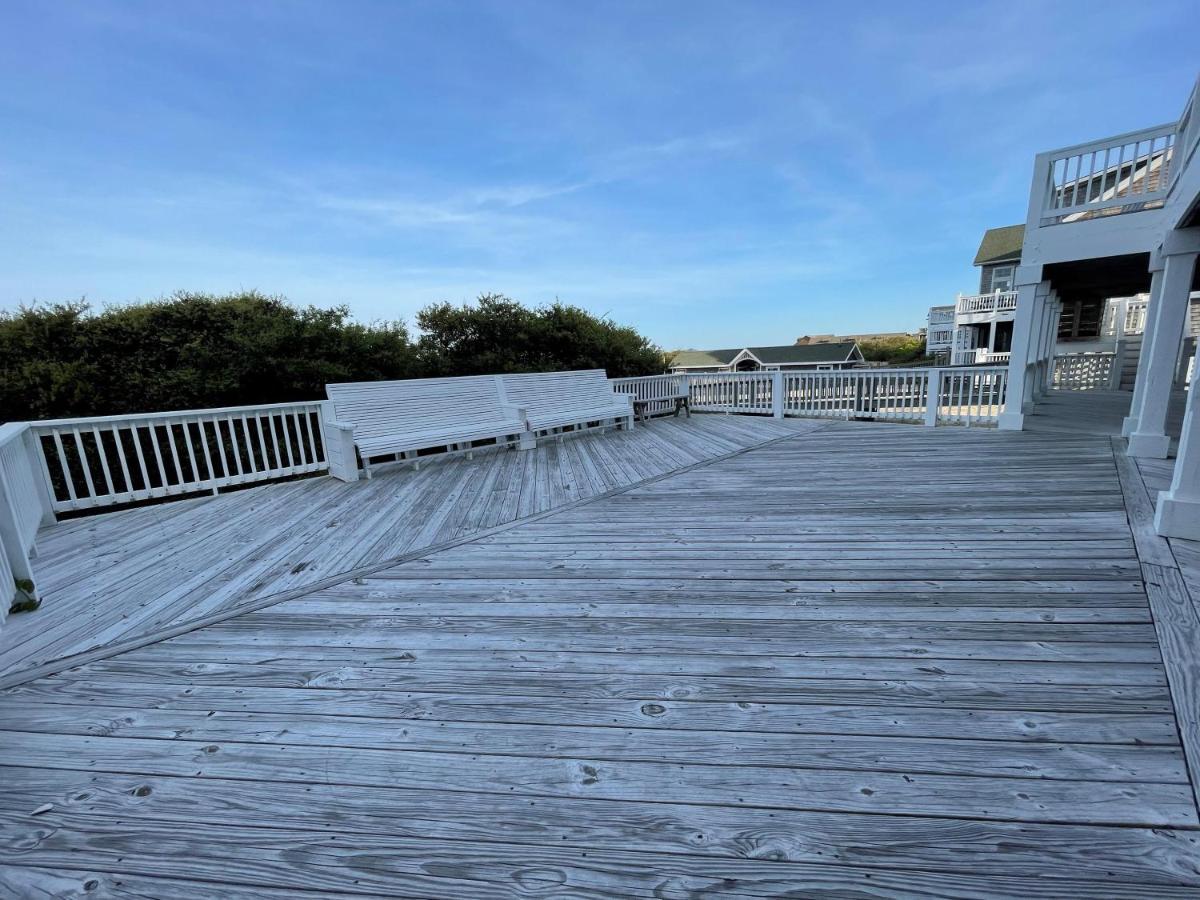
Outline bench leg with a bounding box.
[518,431,536,451]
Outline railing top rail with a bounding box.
[1038,121,1179,162]
[609,373,678,382]
[20,399,323,430]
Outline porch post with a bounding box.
[1123,260,1166,436]
[1128,244,1199,459]
[1156,366,1200,539]
[1033,292,1057,398]
[997,267,1046,430]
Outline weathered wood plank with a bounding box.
[1,730,1195,825]
[9,765,1200,888]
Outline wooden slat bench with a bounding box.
[326,376,532,478]
[500,370,635,440]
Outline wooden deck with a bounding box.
[0,414,808,679]
[3,414,1200,896]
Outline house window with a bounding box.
[989,265,1014,293]
[1057,300,1103,341]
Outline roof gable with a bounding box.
[973,224,1025,266]
[672,342,860,367]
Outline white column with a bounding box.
[1155,380,1200,538]
[1128,250,1199,459]
[1033,293,1056,398]
[998,269,1047,430]
[1123,263,1166,435]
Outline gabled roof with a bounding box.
[670,342,860,368]
[669,348,741,368]
[749,342,859,364]
[973,224,1025,266]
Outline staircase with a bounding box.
[1118,334,1142,390]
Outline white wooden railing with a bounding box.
[29,401,328,514]
[952,348,1011,366]
[688,371,777,415]
[926,327,954,347]
[1170,76,1199,198]
[0,423,55,622]
[611,368,1007,427]
[956,291,1019,316]
[1038,123,1178,224]
[1052,352,1116,391]
[609,373,687,418]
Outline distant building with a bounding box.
[922,225,1024,364]
[669,342,865,374]
[925,305,955,359]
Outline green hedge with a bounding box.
[0,291,666,421]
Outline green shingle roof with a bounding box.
[973,224,1025,266]
[670,342,859,368]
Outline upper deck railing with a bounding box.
[1034,75,1198,227]
[956,291,1018,316]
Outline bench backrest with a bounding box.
[326,375,509,441]
[499,369,620,415]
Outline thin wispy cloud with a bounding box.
[0,0,1195,347]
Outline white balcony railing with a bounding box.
[926,328,954,348]
[1037,123,1178,225]
[956,291,1018,316]
[953,348,1011,366]
[928,309,955,325]
[609,373,688,418]
[0,423,53,623]
[613,368,1007,427]
[1052,352,1116,391]
[29,401,329,515]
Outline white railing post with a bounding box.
[924,369,941,427]
[320,400,360,482]
[20,428,55,527]
[771,370,784,419]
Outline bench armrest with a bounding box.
[500,405,530,427]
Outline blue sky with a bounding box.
[1,1,1196,349]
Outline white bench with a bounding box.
[326,376,532,479]
[500,369,635,439]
